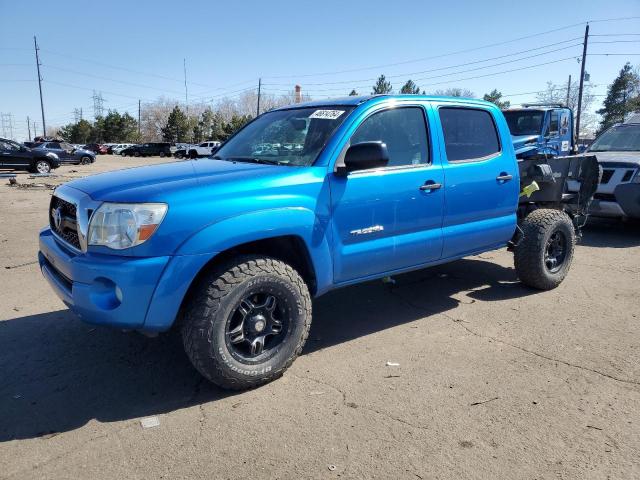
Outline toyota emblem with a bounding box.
[52,207,62,230]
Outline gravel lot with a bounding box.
[1,155,639,479]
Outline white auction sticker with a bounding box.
[309,109,345,120]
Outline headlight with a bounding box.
[88,202,167,250]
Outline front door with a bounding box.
[45,142,72,162]
[329,105,444,283]
[0,140,32,169]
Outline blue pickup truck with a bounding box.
[39,95,599,390]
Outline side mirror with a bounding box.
[336,141,389,176]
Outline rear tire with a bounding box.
[134,151,140,157]
[181,256,312,390]
[514,209,575,290]
[80,156,92,165]
[160,151,166,158]
[189,150,198,159]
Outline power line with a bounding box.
[265,41,583,88]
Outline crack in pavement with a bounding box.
[387,288,640,388]
[442,312,640,388]
[290,373,431,432]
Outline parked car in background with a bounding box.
[120,142,172,157]
[33,141,96,165]
[111,144,134,155]
[173,143,194,159]
[0,137,60,173]
[187,141,221,158]
[83,143,109,155]
[573,116,640,220]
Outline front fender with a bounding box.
[175,207,334,294]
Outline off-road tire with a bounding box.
[514,209,575,290]
[181,256,312,390]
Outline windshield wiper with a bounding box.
[221,156,284,165]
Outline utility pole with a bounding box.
[183,59,189,116]
[138,99,141,138]
[565,74,571,108]
[27,116,31,140]
[575,23,589,145]
[34,36,46,136]
[256,78,262,117]
[33,121,38,138]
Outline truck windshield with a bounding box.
[503,110,544,136]
[590,124,640,152]
[213,106,354,166]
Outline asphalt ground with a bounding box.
[1,155,638,479]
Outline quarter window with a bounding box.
[351,107,429,167]
[439,107,500,162]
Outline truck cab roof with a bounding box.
[272,94,496,111]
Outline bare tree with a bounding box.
[536,80,596,136]
[432,87,475,98]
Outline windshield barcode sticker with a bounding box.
[309,109,345,120]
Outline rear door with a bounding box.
[433,104,519,259]
[329,104,445,283]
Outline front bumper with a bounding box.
[39,228,217,332]
[589,184,640,219]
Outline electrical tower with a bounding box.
[1,113,15,140]
[73,108,83,122]
[92,91,105,118]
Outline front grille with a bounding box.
[601,169,614,184]
[621,169,635,182]
[49,196,81,250]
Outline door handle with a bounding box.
[496,173,513,182]
[419,182,442,191]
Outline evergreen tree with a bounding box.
[597,63,640,133]
[400,80,420,94]
[371,75,392,94]
[161,106,190,142]
[483,89,510,109]
[349,89,358,96]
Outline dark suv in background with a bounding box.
[33,142,96,165]
[121,142,172,157]
[0,137,60,173]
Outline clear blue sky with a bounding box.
[1,0,639,140]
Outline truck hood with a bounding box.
[67,159,290,201]
[512,134,540,157]
[588,151,640,167]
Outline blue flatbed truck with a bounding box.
[38,95,599,390]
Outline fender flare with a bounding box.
[175,207,334,294]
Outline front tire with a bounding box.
[181,256,312,390]
[80,156,92,165]
[514,209,575,290]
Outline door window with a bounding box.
[439,107,500,162]
[350,107,429,167]
[48,142,61,149]
[549,111,559,137]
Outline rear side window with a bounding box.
[439,107,500,162]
